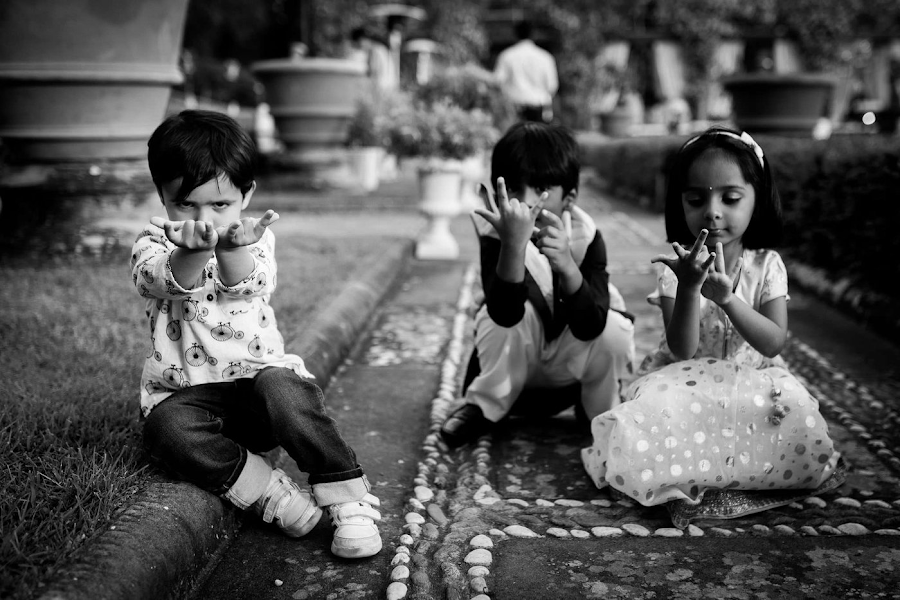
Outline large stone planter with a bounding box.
[723,73,838,136]
[252,58,367,181]
[0,0,188,162]
[415,158,463,260]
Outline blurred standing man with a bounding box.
[494,20,559,123]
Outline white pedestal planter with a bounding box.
[415,160,463,260]
[459,152,488,212]
[348,146,383,192]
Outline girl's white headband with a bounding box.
[684,130,765,167]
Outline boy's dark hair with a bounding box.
[514,19,534,41]
[664,126,782,249]
[491,121,580,198]
[147,109,256,203]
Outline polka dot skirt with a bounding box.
[581,358,841,506]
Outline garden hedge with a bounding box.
[581,133,900,343]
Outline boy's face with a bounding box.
[511,184,576,229]
[159,174,254,228]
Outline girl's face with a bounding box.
[681,150,755,249]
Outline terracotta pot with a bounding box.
[723,73,838,136]
[0,0,188,162]
[251,58,367,162]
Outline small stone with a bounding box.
[405,512,425,524]
[591,526,623,537]
[470,577,489,593]
[535,499,554,507]
[391,553,410,566]
[834,497,862,508]
[709,527,733,537]
[414,486,434,502]
[471,595,491,600]
[751,524,771,535]
[427,504,448,525]
[799,526,819,536]
[570,529,590,539]
[476,497,501,506]
[408,498,426,511]
[818,525,842,535]
[470,534,494,548]
[507,499,529,507]
[386,581,408,600]
[546,527,570,538]
[803,497,827,508]
[405,523,422,537]
[473,484,493,500]
[391,565,410,581]
[687,525,704,537]
[464,548,492,566]
[654,528,683,537]
[399,534,415,545]
[395,546,410,555]
[503,525,539,538]
[423,523,440,540]
[774,525,796,535]
[874,529,900,535]
[863,499,892,509]
[554,499,584,507]
[274,579,283,587]
[590,499,612,508]
[468,566,490,578]
[488,528,507,538]
[837,523,870,535]
[621,523,651,537]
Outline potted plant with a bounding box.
[384,95,499,259]
[345,94,388,192]
[414,62,516,208]
[722,0,897,136]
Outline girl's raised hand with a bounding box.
[217,209,280,248]
[701,242,743,306]
[474,178,544,251]
[651,229,715,290]
[150,216,218,250]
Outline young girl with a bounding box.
[581,127,844,527]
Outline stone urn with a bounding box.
[0,0,189,162]
[251,58,367,182]
[415,158,463,260]
[723,73,838,136]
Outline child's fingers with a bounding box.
[702,251,716,271]
[689,229,709,257]
[496,177,510,212]
[671,242,688,260]
[478,183,498,215]
[260,210,279,228]
[562,210,573,239]
[538,208,563,229]
[529,196,546,219]
[714,243,727,273]
[473,208,501,230]
[150,216,169,229]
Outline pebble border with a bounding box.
[384,256,900,599]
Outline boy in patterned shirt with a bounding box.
[131,109,381,558]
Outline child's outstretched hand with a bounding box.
[701,242,743,306]
[534,209,578,275]
[652,229,715,290]
[475,178,544,251]
[216,210,280,248]
[150,216,218,250]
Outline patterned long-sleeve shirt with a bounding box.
[130,224,311,416]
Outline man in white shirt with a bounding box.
[493,20,559,123]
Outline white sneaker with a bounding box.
[254,468,322,538]
[328,493,383,558]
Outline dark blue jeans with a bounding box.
[142,367,363,496]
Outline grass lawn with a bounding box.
[0,231,397,600]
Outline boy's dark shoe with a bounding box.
[440,403,492,448]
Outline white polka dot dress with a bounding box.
[581,249,841,507]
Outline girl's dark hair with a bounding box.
[491,121,580,198]
[147,109,256,202]
[664,126,782,249]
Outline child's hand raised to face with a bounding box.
[150,216,219,251]
[216,210,280,249]
[652,229,716,291]
[474,177,545,251]
[534,209,578,275]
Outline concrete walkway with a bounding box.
[38,166,900,599]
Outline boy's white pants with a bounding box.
[465,302,635,422]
